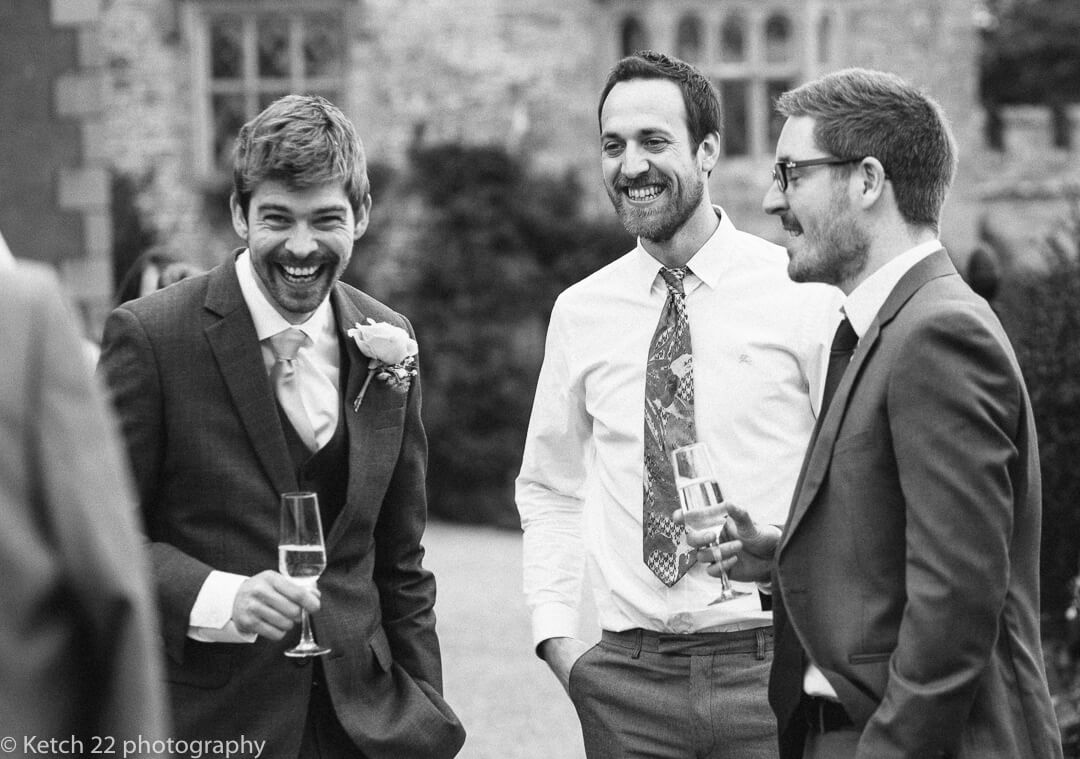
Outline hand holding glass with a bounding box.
[671,442,750,603]
[279,491,331,657]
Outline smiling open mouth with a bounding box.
[279,263,322,284]
[625,184,664,202]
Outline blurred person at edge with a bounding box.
[0,257,169,755]
[516,50,841,758]
[98,95,465,759]
[114,246,203,306]
[692,68,1063,759]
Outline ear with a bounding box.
[855,157,888,210]
[229,193,248,240]
[697,131,721,174]
[353,193,373,240]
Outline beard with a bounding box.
[785,192,870,287]
[607,173,705,243]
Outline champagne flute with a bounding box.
[279,491,331,657]
[671,442,750,603]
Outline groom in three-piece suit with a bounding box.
[688,69,1062,758]
[99,95,464,759]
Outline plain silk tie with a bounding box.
[820,317,859,421]
[643,266,697,587]
[269,328,319,452]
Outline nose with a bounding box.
[285,223,318,257]
[762,178,787,217]
[620,142,649,180]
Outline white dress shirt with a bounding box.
[187,249,341,642]
[517,208,842,646]
[802,238,942,699]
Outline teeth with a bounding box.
[627,185,662,201]
[282,264,319,278]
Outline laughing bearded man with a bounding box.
[516,51,841,759]
[99,95,465,759]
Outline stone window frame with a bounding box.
[183,0,351,179]
[611,4,842,157]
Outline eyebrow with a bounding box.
[600,127,673,141]
[256,203,348,215]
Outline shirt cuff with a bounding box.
[188,571,257,644]
[531,601,580,656]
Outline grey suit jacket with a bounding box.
[770,251,1062,759]
[100,257,464,759]
[0,261,168,751]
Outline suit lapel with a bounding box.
[326,285,381,549]
[203,260,297,496]
[780,250,957,552]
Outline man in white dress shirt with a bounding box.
[515,51,840,758]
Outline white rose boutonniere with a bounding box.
[347,318,419,411]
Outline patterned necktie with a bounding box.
[268,328,319,452]
[820,316,858,422]
[643,266,697,586]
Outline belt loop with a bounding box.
[755,628,766,660]
[631,629,643,659]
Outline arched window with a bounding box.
[621,16,647,57]
[764,13,793,63]
[719,13,747,62]
[676,15,703,62]
[817,14,833,64]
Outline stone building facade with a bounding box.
[1,0,1076,334]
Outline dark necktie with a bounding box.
[643,267,696,586]
[820,316,858,421]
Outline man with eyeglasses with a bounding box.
[516,50,840,758]
[688,68,1062,758]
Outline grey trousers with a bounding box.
[568,627,778,759]
[802,728,859,759]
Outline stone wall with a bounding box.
[0,0,119,333]
[10,0,1063,311]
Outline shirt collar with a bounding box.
[631,206,736,295]
[234,249,336,344]
[843,239,942,337]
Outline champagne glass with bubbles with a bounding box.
[672,443,750,603]
[279,491,331,657]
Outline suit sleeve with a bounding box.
[857,306,1022,757]
[99,305,217,662]
[370,316,445,692]
[35,275,170,741]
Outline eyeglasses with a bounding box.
[771,157,865,192]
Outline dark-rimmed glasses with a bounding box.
[772,157,864,192]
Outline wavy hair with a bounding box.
[232,94,369,216]
[776,68,957,231]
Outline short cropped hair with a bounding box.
[232,94,369,216]
[598,50,722,148]
[775,68,957,231]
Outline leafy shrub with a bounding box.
[380,144,630,526]
[995,213,1080,622]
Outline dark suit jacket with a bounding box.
[99,257,465,759]
[0,262,168,751]
[770,251,1062,758]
